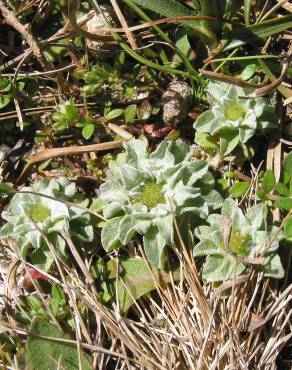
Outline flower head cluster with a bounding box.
[0,178,93,268]
[99,139,222,267]
[194,198,284,282]
[194,81,275,156]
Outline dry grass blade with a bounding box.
[256,43,292,97]
[16,140,125,184]
[199,69,267,89]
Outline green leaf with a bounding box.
[229,182,249,198]
[274,197,292,211]
[240,64,256,80]
[202,254,246,282]
[90,198,107,212]
[124,139,148,167]
[0,182,15,195]
[283,171,291,185]
[118,215,151,244]
[31,247,54,272]
[283,152,292,177]
[175,31,191,57]
[128,0,217,46]
[129,0,195,26]
[224,15,292,51]
[284,216,292,240]
[275,183,290,197]
[82,123,95,139]
[101,217,123,251]
[262,254,284,279]
[105,108,124,121]
[124,104,137,123]
[194,239,222,257]
[257,190,266,201]
[0,222,14,239]
[262,170,276,193]
[143,225,166,268]
[106,257,180,313]
[26,318,92,370]
[0,94,11,109]
[195,131,218,150]
[194,110,216,133]
[51,284,66,305]
[219,129,240,156]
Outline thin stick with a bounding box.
[16,139,126,184]
[110,0,138,50]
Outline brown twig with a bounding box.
[16,140,126,185]
[199,69,267,89]
[0,0,50,70]
[0,0,67,90]
[256,43,292,97]
[109,0,138,50]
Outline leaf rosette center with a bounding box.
[138,181,165,209]
[28,204,51,223]
[224,102,246,121]
[225,231,250,256]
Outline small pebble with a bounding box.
[162,81,193,126]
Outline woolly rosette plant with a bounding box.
[194,198,284,282]
[0,178,93,271]
[99,139,222,268]
[193,81,275,156]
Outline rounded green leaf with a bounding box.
[143,225,166,268]
[283,152,292,176]
[124,104,137,123]
[101,217,123,251]
[26,318,92,370]
[240,64,256,81]
[229,182,249,198]
[284,216,292,240]
[0,94,11,109]
[195,131,218,150]
[219,129,240,156]
[194,110,216,133]
[262,170,276,193]
[262,254,284,279]
[82,123,95,139]
[202,254,246,282]
[275,183,289,197]
[275,197,292,211]
[105,108,124,121]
